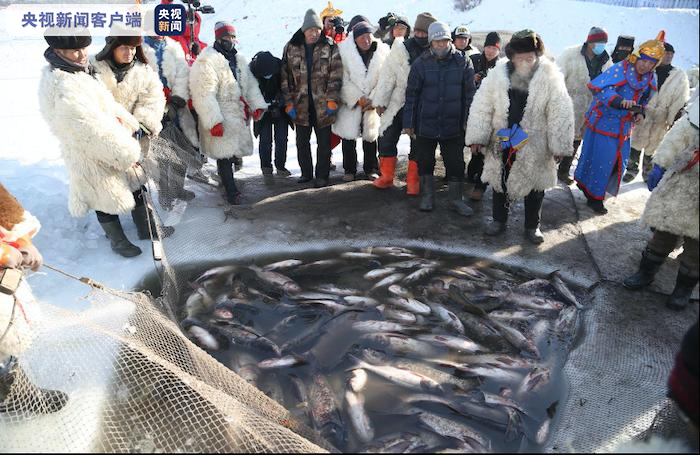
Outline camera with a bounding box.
[330,16,345,35]
[628,105,644,115]
[379,12,397,31]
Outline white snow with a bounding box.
[0,0,698,313]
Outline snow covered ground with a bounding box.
[0,0,698,313]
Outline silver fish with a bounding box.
[403,267,438,285]
[361,432,426,453]
[193,265,240,285]
[352,320,416,333]
[531,319,551,346]
[231,352,259,384]
[347,368,369,393]
[349,355,443,393]
[457,354,537,370]
[185,288,215,318]
[288,373,311,424]
[386,297,431,315]
[488,309,538,321]
[186,324,220,351]
[298,300,349,313]
[360,333,439,357]
[341,252,380,260]
[291,291,340,301]
[416,334,486,354]
[431,359,526,382]
[342,296,381,308]
[344,389,374,444]
[295,259,346,273]
[364,267,398,281]
[363,246,415,256]
[427,301,465,335]
[554,305,580,342]
[500,291,563,312]
[429,276,480,295]
[446,266,490,282]
[376,305,420,324]
[387,284,414,299]
[215,323,282,356]
[519,367,551,393]
[463,389,529,415]
[418,411,491,452]
[257,354,306,370]
[371,273,406,291]
[312,284,361,296]
[308,372,346,449]
[248,266,302,294]
[516,278,552,294]
[490,319,540,358]
[262,259,303,272]
[385,259,439,269]
[549,271,584,309]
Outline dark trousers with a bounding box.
[216,158,239,198]
[258,115,289,170]
[492,189,545,229]
[646,230,700,278]
[342,139,378,175]
[95,187,146,223]
[558,139,582,176]
[377,109,417,160]
[297,124,332,179]
[467,152,487,191]
[414,135,466,181]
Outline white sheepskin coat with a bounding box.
[370,37,411,137]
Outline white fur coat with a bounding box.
[632,67,690,156]
[370,37,411,137]
[142,40,199,147]
[464,59,575,200]
[557,45,612,139]
[332,34,390,142]
[189,47,267,160]
[38,66,142,217]
[642,110,699,240]
[92,59,166,137]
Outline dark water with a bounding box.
[169,247,583,453]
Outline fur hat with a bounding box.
[95,35,147,63]
[44,29,92,49]
[302,9,323,32]
[505,29,545,59]
[414,12,437,33]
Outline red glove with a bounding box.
[187,98,193,111]
[163,86,172,103]
[210,123,224,137]
[253,109,265,122]
[240,96,250,121]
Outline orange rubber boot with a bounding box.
[373,156,397,189]
[406,160,420,196]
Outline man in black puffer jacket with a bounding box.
[403,21,476,217]
[250,51,292,176]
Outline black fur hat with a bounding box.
[505,29,545,59]
[95,35,148,64]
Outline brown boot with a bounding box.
[373,156,396,189]
[406,160,420,196]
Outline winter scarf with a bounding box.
[144,36,168,88]
[581,43,610,80]
[213,40,240,81]
[656,64,673,90]
[43,47,94,76]
[106,57,136,83]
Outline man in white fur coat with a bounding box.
[465,30,575,244]
[189,21,268,205]
[370,12,437,195]
[555,26,612,184]
[333,20,390,181]
[38,32,149,258]
[93,35,175,251]
[623,101,699,311]
[625,42,690,183]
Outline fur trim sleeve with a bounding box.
[132,65,166,136]
[653,115,698,168]
[238,54,268,111]
[546,64,575,157]
[189,56,224,130]
[370,40,404,107]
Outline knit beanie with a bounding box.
[484,31,502,49]
[302,9,323,32]
[428,22,451,43]
[214,21,236,40]
[414,12,437,33]
[587,26,608,43]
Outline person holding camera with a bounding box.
[250,51,292,177]
[574,32,664,215]
[320,2,346,44]
[376,12,411,47]
[281,9,343,188]
[161,0,209,66]
[0,183,68,415]
[371,12,437,194]
[190,21,268,205]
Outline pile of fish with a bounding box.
[179,247,584,453]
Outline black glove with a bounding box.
[191,42,201,56]
[170,95,187,109]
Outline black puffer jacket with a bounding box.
[403,47,476,139]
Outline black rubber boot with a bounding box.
[132,204,174,240]
[419,175,435,212]
[485,220,506,236]
[525,227,545,244]
[99,219,142,257]
[641,154,654,183]
[447,180,473,217]
[623,147,642,183]
[623,251,663,290]
[0,356,68,415]
[666,271,698,311]
[586,197,608,215]
[557,156,575,184]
